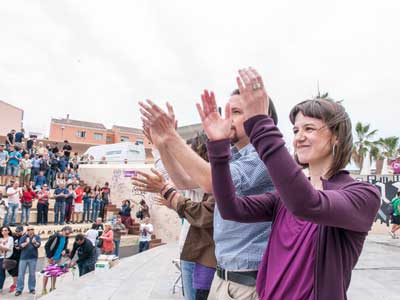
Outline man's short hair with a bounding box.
[75,234,85,241]
[62,226,73,233]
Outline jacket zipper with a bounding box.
[314,226,321,300]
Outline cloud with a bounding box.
[0,0,398,141]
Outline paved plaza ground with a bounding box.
[1,234,399,300]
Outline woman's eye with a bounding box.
[305,127,315,132]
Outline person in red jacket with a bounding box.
[20,185,37,226]
[99,223,114,254]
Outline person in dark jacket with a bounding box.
[118,200,133,227]
[68,234,96,276]
[41,226,72,295]
[7,226,24,293]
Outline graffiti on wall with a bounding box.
[359,175,400,226]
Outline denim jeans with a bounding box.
[99,201,107,220]
[138,241,149,253]
[4,202,19,226]
[114,240,121,257]
[48,169,57,188]
[54,201,66,225]
[37,203,49,224]
[83,200,92,221]
[21,206,31,224]
[77,257,96,277]
[181,260,196,300]
[17,258,37,292]
[91,200,100,221]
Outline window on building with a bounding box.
[94,133,103,140]
[135,139,144,145]
[106,136,113,143]
[120,136,129,142]
[76,131,86,138]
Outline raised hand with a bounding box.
[132,168,167,193]
[139,100,177,146]
[196,90,231,141]
[236,67,270,121]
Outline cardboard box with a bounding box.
[95,261,110,271]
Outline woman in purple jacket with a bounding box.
[196,68,380,300]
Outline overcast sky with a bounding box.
[0,0,398,144]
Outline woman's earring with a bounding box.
[332,144,337,157]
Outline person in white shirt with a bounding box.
[4,182,22,226]
[138,217,153,253]
[0,226,14,292]
[85,224,99,247]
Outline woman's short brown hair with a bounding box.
[289,98,353,178]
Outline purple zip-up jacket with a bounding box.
[208,115,380,300]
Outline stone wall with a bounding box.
[78,164,181,243]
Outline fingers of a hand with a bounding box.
[210,91,218,112]
[135,170,151,180]
[140,108,154,121]
[236,76,245,95]
[139,101,156,118]
[246,68,259,87]
[166,102,175,119]
[249,67,265,88]
[139,101,152,111]
[131,177,149,185]
[131,180,148,188]
[141,117,152,129]
[204,90,215,114]
[196,103,206,121]
[201,93,210,116]
[224,102,231,120]
[239,69,252,90]
[146,99,165,116]
[150,168,163,179]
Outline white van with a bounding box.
[83,142,145,163]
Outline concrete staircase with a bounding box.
[0,180,165,250]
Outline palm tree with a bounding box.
[352,122,379,169]
[378,136,400,160]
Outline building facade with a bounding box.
[0,100,24,136]
[49,116,150,147]
[49,116,108,144]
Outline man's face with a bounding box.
[10,146,15,152]
[76,239,84,245]
[228,95,248,146]
[144,217,150,224]
[116,217,121,224]
[27,228,35,236]
[0,146,3,151]
[13,182,19,189]
[96,218,102,225]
